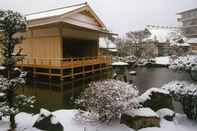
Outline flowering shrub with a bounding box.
[76,80,139,122]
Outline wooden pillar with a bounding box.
[33,59,36,78]
[49,59,52,79]
[92,64,94,74]
[82,66,85,77]
[60,69,64,81]
[71,58,74,79]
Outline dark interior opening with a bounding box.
[63,38,98,58]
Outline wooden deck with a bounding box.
[17,56,112,80]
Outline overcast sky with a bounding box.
[0,0,196,35]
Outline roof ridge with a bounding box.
[25,2,87,16]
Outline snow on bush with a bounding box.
[161,81,197,97]
[0,76,35,116]
[76,80,139,122]
[169,55,197,71]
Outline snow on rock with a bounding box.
[112,61,128,66]
[137,88,169,103]
[40,108,51,117]
[156,108,175,120]
[126,108,159,118]
[156,108,175,118]
[33,108,63,131]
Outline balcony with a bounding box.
[17,56,112,69]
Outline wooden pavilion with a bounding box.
[15,2,115,80]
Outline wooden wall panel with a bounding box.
[15,36,62,59]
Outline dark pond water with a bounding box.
[17,67,196,113]
[16,71,112,113]
[131,67,197,93]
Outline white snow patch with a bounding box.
[112,62,128,66]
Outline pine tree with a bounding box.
[0,10,35,131]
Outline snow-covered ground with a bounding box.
[0,110,197,131]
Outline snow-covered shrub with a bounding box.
[162,81,197,121]
[0,10,35,130]
[0,73,35,116]
[76,80,139,122]
[162,81,197,98]
[169,55,197,71]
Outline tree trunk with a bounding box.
[8,89,16,130]
[9,114,16,130]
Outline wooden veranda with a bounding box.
[17,56,112,80]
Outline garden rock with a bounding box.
[137,88,173,111]
[33,108,63,131]
[182,95,197,120]
[121,108,160,130]
[156,108,175,121]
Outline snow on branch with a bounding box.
[75,80,139,122]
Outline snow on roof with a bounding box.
[145,25,180,43]
[186,38,197,44]
[125,108,159,118]
[26,3,87,21]
[99,37,117,49]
